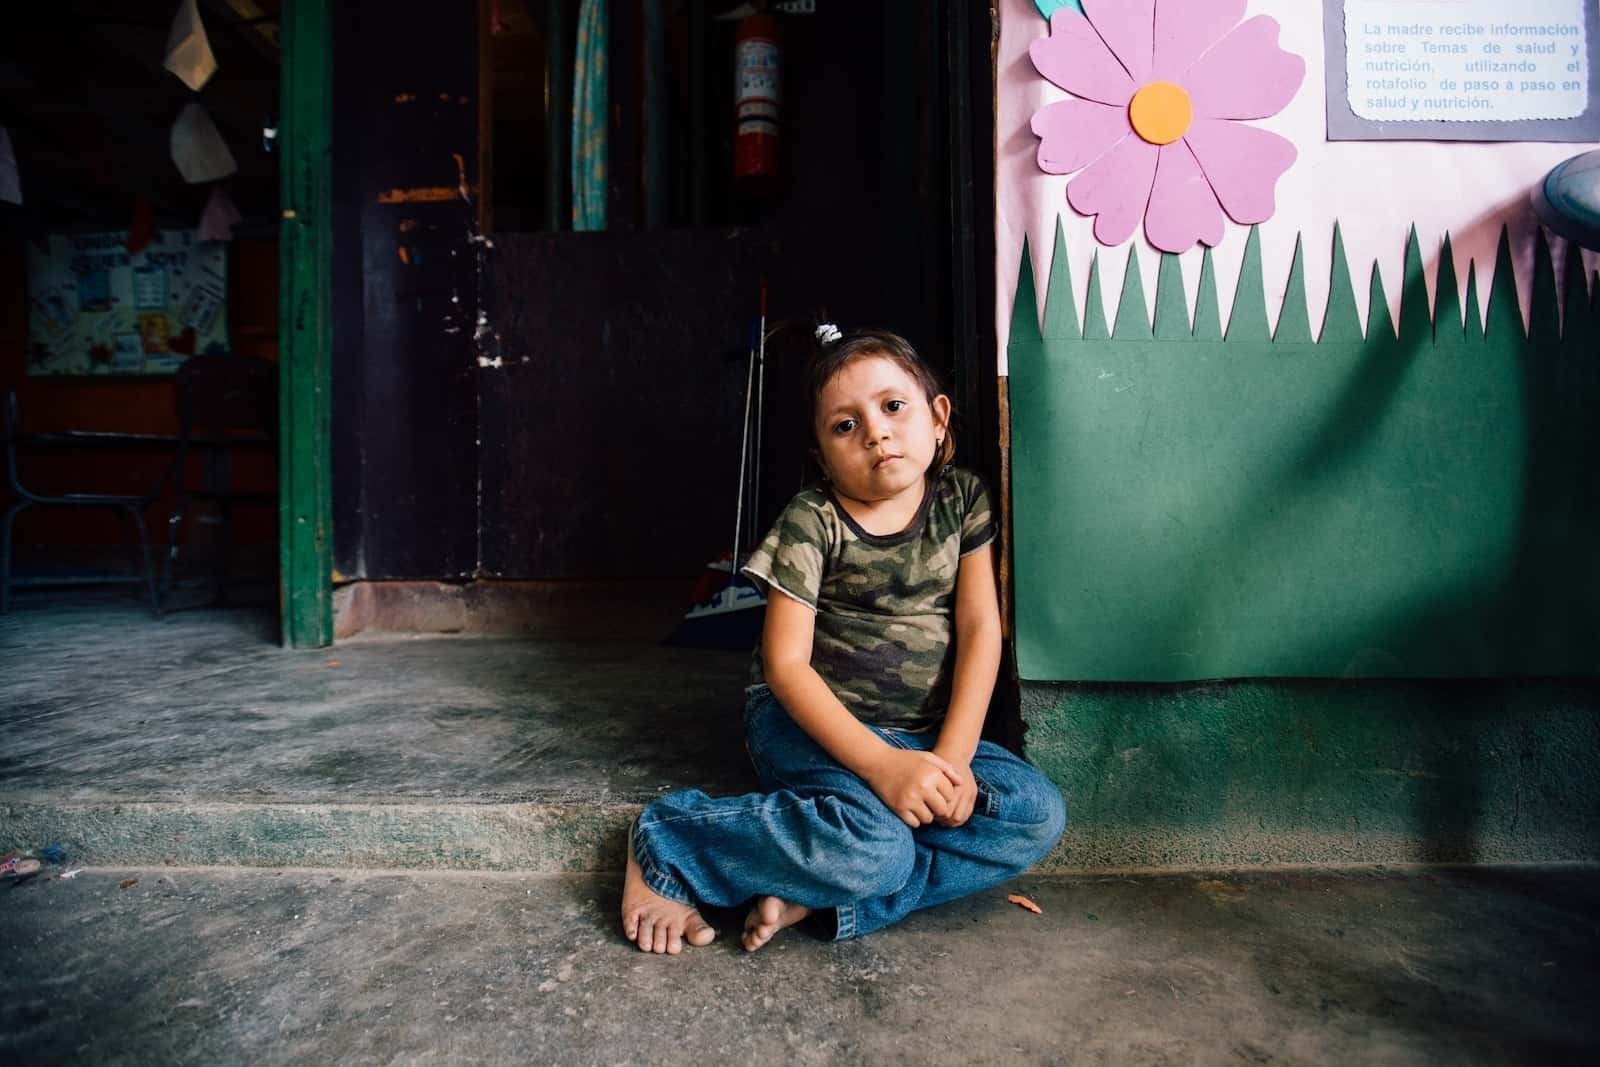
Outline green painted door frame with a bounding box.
[278,0,334,648]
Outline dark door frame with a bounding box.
[944,0,999,493]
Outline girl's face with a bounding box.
[813,353,950,509]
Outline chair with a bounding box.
[2,390,165,616]
[163,354,277,607]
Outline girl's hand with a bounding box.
[867,748,962,828]
[933,761,979,828]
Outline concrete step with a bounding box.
[10,794,1589,874]
[4,597,1593,875]
[0,598,751,873]
[0,796,640,873]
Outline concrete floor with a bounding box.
[3,865,1596,1064]
[3,590,1599,1063]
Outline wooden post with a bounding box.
[279,0,334,648]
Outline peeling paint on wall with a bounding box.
[377,187,458,204]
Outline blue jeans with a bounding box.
[631,685,1068,940]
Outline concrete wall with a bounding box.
[1022,678,1600,870]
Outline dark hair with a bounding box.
[805,328,956,473]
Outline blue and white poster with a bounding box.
[26,230,229,375]
[1326,0,1600,140]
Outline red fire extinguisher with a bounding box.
[734,14,780,180]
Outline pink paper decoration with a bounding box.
[197,187,242,242]
[1029,1,1305,253]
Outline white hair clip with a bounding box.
[815,323,842,345]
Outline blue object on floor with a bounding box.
[664,575,766,650]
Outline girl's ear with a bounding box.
[931,393,952,432]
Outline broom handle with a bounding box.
[753,281,767,548]
[732,336,756,586]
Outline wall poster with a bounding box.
[25,230,230,376]
[1325,0,1600,140]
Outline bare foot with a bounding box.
[741,895,811,952]
[620,826,716,954]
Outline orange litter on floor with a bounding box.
[1007,893,1042,914]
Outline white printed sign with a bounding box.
[1326,0,1600,140]
[1347,0,1589,122]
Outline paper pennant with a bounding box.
[164,0,218,92]
[197,187,242,242]
[171,102,237,183]
[0,127,20,205]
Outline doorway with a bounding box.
[321,0,999,659]
[0,1,282,635]
[476,1,998,581]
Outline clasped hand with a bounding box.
[867,747,979,829]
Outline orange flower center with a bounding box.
[1129,81,1193,146]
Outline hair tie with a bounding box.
[815,323,842,345]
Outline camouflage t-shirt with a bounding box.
[740,466,997,730]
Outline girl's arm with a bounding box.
[932,544,1003,822]
[762,592,962,827]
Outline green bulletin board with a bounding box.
[1008,220,1600,681]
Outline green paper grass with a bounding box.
[1009,224,1599,682]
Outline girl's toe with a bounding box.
[686,915,716,946]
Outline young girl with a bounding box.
[621,327,1067,954]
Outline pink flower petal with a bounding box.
[1144,142,1225,253]
[1183,119,1297,225]
[1031,99,1132,175]
[1081,0,1155,83]
[1066,135,1159,247]
[1183,16,1305,120]
[1030,9,1136,106]
[1153,0,1246,81]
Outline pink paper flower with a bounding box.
[1029,0,1304,253]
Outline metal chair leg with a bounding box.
[164,493,190,607]
[124,504,162,618]
[214,498,233,606]
[0,501,25,615]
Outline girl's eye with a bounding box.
[885,399,906,413]
[833,419,856,435]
